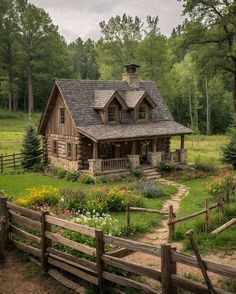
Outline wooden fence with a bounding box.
[0,153,22,173]
[1,198,236,294]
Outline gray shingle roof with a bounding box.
[78,121,192,142]
[94,90,116,108]
[124,90,146,108]
[55,79,173,127]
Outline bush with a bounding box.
[56,189,87,211]
[194,155,216,172]
[15,186,60,208]
[133,180,161,198]
[207,174,233,197]
[87,191,108,214]
[159,162,176,173]
[65,171,80,182]
[130,168,144,179]
[79,174,95,184]
[222,115,236,169]
[51,167,67,179]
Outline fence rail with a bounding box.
[1,198,236,294]
[101,157,129,171]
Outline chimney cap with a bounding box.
[123,64,140,73]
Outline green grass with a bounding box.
[0,110,40,155]
[0,172,177,236]
[175,177,236,252]
[171,134,228,166]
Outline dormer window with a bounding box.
[59,107,65,124]
[107,105,118,123]
[138,105,148,121]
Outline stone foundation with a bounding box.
[48,155,79,171]
[180,149,187,164]
[149,152,162,167]
[127,155,140,168]
[88,159,102,176]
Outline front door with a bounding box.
[114,145,121,159]
[140,141,151,164]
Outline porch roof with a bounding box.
[77,121,193,142]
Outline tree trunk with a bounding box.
[28,65,34,113]
[188,83,193,128]
[233,67,236,113]
[205,71,211,135]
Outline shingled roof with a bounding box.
[55,79,173,127]
[78,121,192,142]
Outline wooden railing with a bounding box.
[1,198,236,294]
[101,157,129,171]
[161,150,181,162]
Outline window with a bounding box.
[52,140,58,156]
[138,105,148,120]
[59,108,65,124]
[67,142,72,159]
[107,105,117,123]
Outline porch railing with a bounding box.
[161,150,181,162]
[101,157,129,171]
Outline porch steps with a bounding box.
[141,166,162,181]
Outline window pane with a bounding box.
[67,143,72,158]
[108,106,116,122]
[60,108,65,124]
[138,106,146,120]
[53,140,58,155]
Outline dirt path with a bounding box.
[0,251,71,294]
[123,179,236,289]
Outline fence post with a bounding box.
[13,153,16,169]
[168,205,175,242]
[205,199,210,233]
[0,198,9,260]
[95,229,104,293]
[161,244,177,294]
[226,182,230,204]
[0,155,3,174]
[126,203,130,235]
[41,211,49,271]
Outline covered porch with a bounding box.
[86,135,187,176]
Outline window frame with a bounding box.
[52,140,58,156]
[67,142,73,159]
[59,107,65,124]
[138,104,148,121]
[107,105,118,123]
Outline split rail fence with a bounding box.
[0,153,22,173]
[1,198,236,293]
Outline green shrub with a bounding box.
[51,167,67,179]
[222,114,236,169]
[87,191,108,214]
[57,189,87,211]
[65,171,80,182]
[207,174,233,197]
[130,168,144,179]
[79,174,95,184]
[194,155,216,172]
[159,162,176,173]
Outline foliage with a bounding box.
[65,171,80,182]
[130,168,144,179]
[133,180,161,199]
[194,155,216,172]
[222,115,236,169]
[21,124,42,171]
[207,174,234,198]
[14,185,59,208]
[56,189,87,212]
[79,174,95,184]
[158,162,176,173]
[51,167,67,179]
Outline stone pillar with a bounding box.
[149,152,162,167]
[88,159,102,176]
[127,155,140,168]
[179,149,187,164]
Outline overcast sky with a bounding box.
[29,0,184,43]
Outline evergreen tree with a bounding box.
[21,124,42,170]
[222,115,236,169]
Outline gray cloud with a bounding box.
[29,0,184,43]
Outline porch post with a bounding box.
[153,138,157,153]
[131,141,136,155]
[180,135,185,150]
[93,141,98,159]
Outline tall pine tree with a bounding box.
[222,115,236,169]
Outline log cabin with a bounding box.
[38,64,192,177]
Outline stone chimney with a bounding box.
[122,64,140,87]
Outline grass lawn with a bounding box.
[171,134,228,166]
[0,110,40,155]
[175,177,236,252]
[0,172,177,236]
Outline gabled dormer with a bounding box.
[94,90,128,124]
[124,91,157,122]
